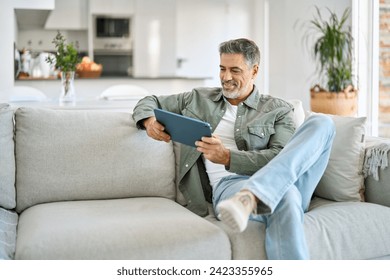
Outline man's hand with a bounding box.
[143,117,171,143]
[195,135,231,167]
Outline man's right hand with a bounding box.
[143,117,171,143]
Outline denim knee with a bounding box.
[306,114,335,138]
[274,187,303,215]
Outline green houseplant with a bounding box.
[46,31,81,104]
[304,6,358,116]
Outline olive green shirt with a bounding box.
[132,86,295,216]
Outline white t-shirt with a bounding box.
[203,102,239,187]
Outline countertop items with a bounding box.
[16,50,57,80]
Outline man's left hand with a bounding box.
[195,135,230,167]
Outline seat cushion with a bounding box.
[305,198,390,259]
[205,204,267,259]
[14,108,176,212]
[208,199,390,260]
[15,197,231,260]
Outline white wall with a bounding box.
[175,0,254,86]
[268,0,352,110]
[0,2,15,91]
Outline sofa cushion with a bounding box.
[14,108,176,213]
[205,204,267,259]
[305,198,390,259]
[0,104,16,210]
[309,113,366,201]
[0,207,18,259]
[208,198,390,260]
[15,197,231,259]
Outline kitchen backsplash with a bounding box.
[17,29,88,52]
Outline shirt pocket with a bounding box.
[247,125,275,150]
[182,108,204,121]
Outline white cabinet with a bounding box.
[133,0,176,78]
[44,0,88,30]
[89,0,135,15]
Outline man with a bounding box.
[132,38,335,259]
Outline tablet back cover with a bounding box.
[154,109,212,147]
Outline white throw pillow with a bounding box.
[308,112,367,201]
[287,99,305,128]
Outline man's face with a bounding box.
[219,53,258,104]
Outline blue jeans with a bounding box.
[213,114,336,260]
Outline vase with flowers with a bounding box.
[46,31,81,104]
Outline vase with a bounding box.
[60,71,76,105]
[310,85,358,116]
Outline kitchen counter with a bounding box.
[14,76,215,103]
[5,97,139,112]
[16,75,211,81]
[16,76,58,81]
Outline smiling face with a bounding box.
[219,53,259,105]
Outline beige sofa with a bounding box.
[1,103,390,260]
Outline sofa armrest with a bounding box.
[0,208,18,259]
[364,136,390,207]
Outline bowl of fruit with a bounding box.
[76,56,103,78]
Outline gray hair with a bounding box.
[219,38,260,67]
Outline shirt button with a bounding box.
[236,129,240,132]
[260,132,265,137]
[185,164,189,168]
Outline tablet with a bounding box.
[154,108,212,147]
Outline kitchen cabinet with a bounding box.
[133,0,176,78]
[89,0,135,15]
[44,0,88,30]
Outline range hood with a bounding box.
[15,9,51,30]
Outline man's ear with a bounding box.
[252,64,259,77]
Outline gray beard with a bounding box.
[222,89,241,99]
[221,80,252,100]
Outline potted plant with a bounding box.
[303,6,358,116]
[46,31,81,104]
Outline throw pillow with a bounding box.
[14,108,176,213]
[287,99,305,128]
[308,112,367,202]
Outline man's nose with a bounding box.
[221,70,232,81]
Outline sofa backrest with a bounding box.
[14,107,176,213]
[0,104,16,210]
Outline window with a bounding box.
[379,0,390,137]
[353,0,379,136]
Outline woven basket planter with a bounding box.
[310,85,358,116]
